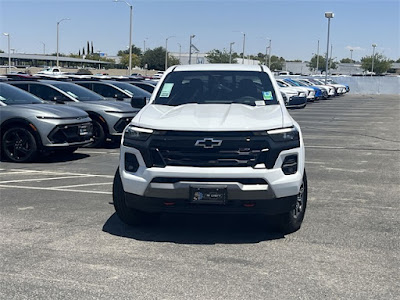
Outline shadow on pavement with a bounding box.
[35,152,90,163]
[103,213,284,244]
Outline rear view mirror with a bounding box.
[131,96,147,109]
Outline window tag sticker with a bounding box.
[66,91,78,99]
[159,83,174,98]
[255,100,266,106]
[262,91,273,100]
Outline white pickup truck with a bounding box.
[113,64,307,234]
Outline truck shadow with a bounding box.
[102,213,284,244]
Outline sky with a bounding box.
[0,0,399,62]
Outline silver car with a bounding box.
[9,80,140,147]
[0,83,93,162]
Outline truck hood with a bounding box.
[134,103,285,131]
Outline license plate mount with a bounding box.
[189,186,227,205]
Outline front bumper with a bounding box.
[119,144,305,200]
[124,191,297,215]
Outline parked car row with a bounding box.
[0,75,155,162]
[0,71,349,163]
[276,76,349,109]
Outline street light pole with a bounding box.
[324,12,334,84]
[268,39,272,68]
[114,0,133,75]
[229,42,235,64]
[3,33,11,73]
[40,41,46,54]
[178,43,182,63]
[56,18,70,67]
[241,32,246,64]
[189,34,195,64]
[371,43,377,74]
[350,49,353,62]
[316,39,320,74]
[165,36,175,71]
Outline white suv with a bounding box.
[113,64,307,233]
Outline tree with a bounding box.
[0,49,4,53]
[87,41,90,55]
[119,53,141,68]
[91,41,94,54]
[340,58,353,63]
[82,47,85,55]
[141,47,179,70]
[396,58,400,63]
[78,49,81,56]
[361,53,391,74]
[206,49,237,63]
[308,54,337,73]
[269,55,286,71]
[117,45,142,56]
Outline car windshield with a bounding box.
[51,82,105,101]
[0,83,44,105]
[107,81,151,98]
[154,71,278,106]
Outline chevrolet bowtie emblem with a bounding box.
[195,138,222,149]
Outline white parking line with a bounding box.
[0,175,92,184]
[0,184,112,195]
[51,182,112,189]
[5,169,114,178]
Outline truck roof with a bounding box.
[172,64,267,72]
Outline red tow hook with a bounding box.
[243,202,255,208]
[163,201,175,206]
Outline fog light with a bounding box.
[282,155,298,175]
[125,153,139,173]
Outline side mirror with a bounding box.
[114,94,125,101]
[131,96,147,109]
[53,96,66,104]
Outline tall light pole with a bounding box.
[329,43,333,75]
[189,34,195,64]
[268,38,272,68]
[143,37,148,54]
[56,18,70,67]
[241,32,246,64]
[316,39,320,74]
[177,43,182,63]
[40,41,46,54]
[350,48,353,62]
[324,12,334,84]
[371,43,377,74]
[3,33,11,73]
[114,0,133,75]
[229,42,235,64]
[165,36,175,71]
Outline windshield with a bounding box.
[107,81,151,98]
[0,83,44,105]
[154,71,278,106]
[51,82,105,101]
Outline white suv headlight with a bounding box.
[124,125,153,141]
[267,127,299,142]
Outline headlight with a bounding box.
[267,127,299,142]
[298,92,306,97]
[36,116,60,119]
[124,125,153,141]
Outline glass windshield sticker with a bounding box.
[262,91,273,101]
[160,83,174,98]
[124,89,134,97]
[66,91,78,99]
[255,100,266,106]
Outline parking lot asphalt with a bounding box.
[1,94,399,299]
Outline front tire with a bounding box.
[274,171,308,234]
[88,120,106,148]
[2,127,38,162]
[113,168,159,226]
